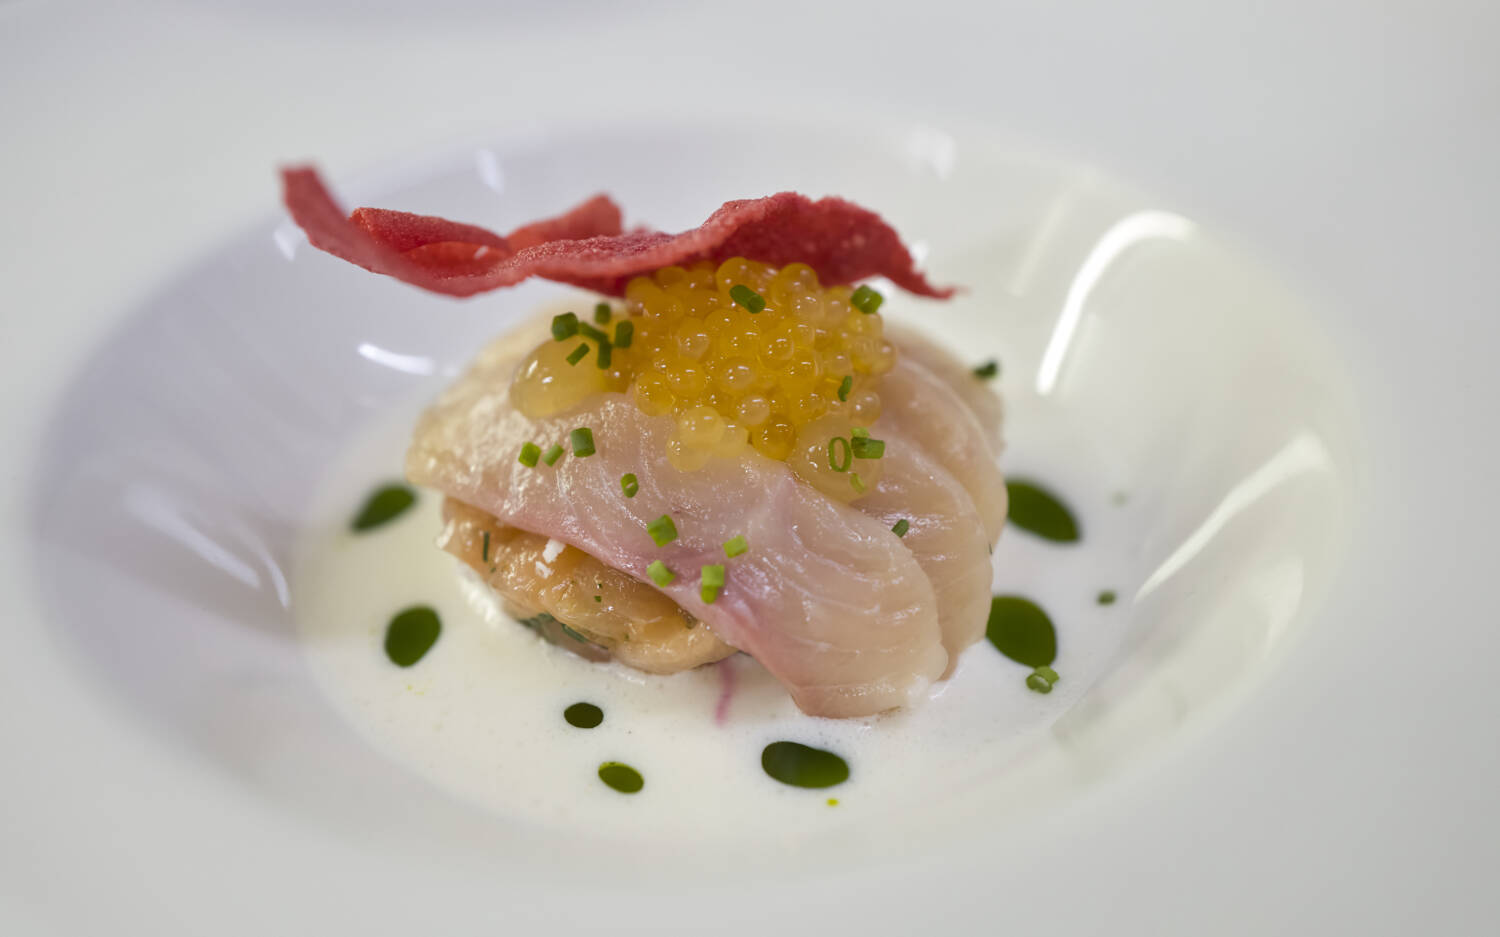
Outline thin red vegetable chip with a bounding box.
[281,167,954,299]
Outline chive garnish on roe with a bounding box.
[565,343,589,365]
[570,427,596,457]
[891,518,910,537]
[851,435,884,459]
[541,444,565,466]
[647,514,678,546]
[837,375,853,401]
[851,427,869,438]
[594,302,612,324]
[647,559,675,586]
[851,284,883,314]
[518,441,542,467]
[596,340,613,369]
[828,437,852,472]
[973,360,1000,379]
[614,320,634,348]
[620,473,639,498]
[723,534,748,558]
[551,312,579,341]
[729,284,766,313]
[578,322,609,344]
[850,472,867,494]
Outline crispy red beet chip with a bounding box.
[280,166,953,299]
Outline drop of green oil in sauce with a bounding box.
[761,741,850,789]
[564,702,604,728]
[351,483,416,532]
[384,605,441,667]
[986,595,1057,668]
[1004,479,1080,543]
[598,762,644,793]
[1097,589,1117,605]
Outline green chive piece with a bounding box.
[701,584,720,604]
[518,441,542,467]
[729,283,766,313]
[851,426,870,438]
[647,559,675,586]
[481,530,490,562]
[620,473,639,498]
[593,302,612,325]
[578,322,609,344]
[570,427,596,457]
[973,359,1000,379]
[851,285,884,314]
[837,375,853,401]
[646,514,678,546]
[851,436,885,459]
[594,595,602,603]
[701,564,725,588]
[596,340,613,369]
[614,320,634,348]
[891,519,910,538]
[850,472,867,494]
[1026,672,1054,694]
[551,312,579,341]
[566,343,589,366]
[1035,665,1060,684]
[541,444,564,466]
[828,437,852,472]
[723,534,748,558]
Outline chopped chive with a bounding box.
[570,427,596,457]
[828,437,852,472]
[578,322,609,344]
[551,312,579,341]
[837,375,853,401]
[594,595,602,603]
[1035,665,1060,684]
[481,530,490,562]
[850,472,867,494]
[973,359,1000,379]
[541,444,565,466]
[593,302,612,325]
[851,426,870,438]
[891,518,910,538]
[1026,672,1054,694]
[851,436,885,459]
[518,441,542,467]
[646,514,678,546]
[729,283,766,313]
[566,343,589,365]
[647,559,674,586]
[596,340,613,369]
[723,534,748,558]
[701,564,725,588]
[613,320,634,348]
[620,473,639,498]
[701,583,720,604]
[851,285,884,314]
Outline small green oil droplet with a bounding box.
[986,595,1057,668]
[1004,479,1080,542]
[761,741,850,789]
[598,762,644,794]
[564,702,604,728]
[1097,590,1117,605]
[384,606,441,667]
[351,483,416,532]
[827,798,839,807]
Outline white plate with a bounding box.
[3,5,1497,935]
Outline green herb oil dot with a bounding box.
[564,702,604,728]
[985,595,1057,668]
[1097,590,1117,605]
[761,741,850,789]
[384,605,441,667]
[351,483,416,532]
[1004,479,1080,543]
[598,762,644,794]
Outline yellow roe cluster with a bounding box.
[625,258,895,470]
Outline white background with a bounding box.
[2,1,1497,933]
